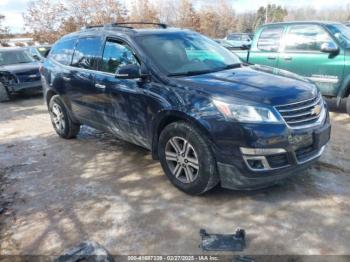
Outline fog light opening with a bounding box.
[247,159,264,170]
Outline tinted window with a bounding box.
[101,40,138,74]
[50,39,76,65]
[257,27,284,52]
[72,37,101,70]
[285,25,334,52]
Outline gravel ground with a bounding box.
[0,95,349,256]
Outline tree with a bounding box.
[23,0,66,43]
[129,0,159,24]
[0,14,10,44]
[67,0,127,28]
[236,12,256,33]
[254,4,287,29]
[216,0,236,37]
[176,0,200,31]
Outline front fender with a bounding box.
[150,109,217,160]
[337,74,350,106]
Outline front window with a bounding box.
[284,25,335,52]
[136,32,241,76]
[101,40,139,74]
[0,50,34,66]
[326,23,350,49]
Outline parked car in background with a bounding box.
[0,48,42,101]
[41,22,330,195]
[26,45,51,61]
[225,33,254,48]
[213,39,237,51]
[234,21,350,116]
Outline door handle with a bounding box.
[267,56,276,60]
[283,56,292,61]
[95,83,106,89]
[62,76,71,81]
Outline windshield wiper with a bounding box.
[168,63,242,77]
[168,69,215,77]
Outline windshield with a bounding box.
[136,32,241,76]
[0,50,35,66]
[326,24,350,49]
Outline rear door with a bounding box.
[68,36,105,127]
[249,25,285,67]
[277,24,344,96]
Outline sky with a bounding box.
[0,0,348,33]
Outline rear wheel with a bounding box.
[49,95,80,139]
[0,83,10,102]
[158,121,219,195]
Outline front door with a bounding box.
[249,25,285,68]
[277,24,345,96]
[94,38,149,147]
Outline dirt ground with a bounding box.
[0,95,349,256]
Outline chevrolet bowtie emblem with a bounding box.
[311,105,321,116]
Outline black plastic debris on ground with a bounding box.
[55,241,114,262]
[199,228,246,252]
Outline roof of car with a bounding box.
[60,23,194,41]
[263,21,342,26]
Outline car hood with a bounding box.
[0,62,40,74]
[170,64,318,106]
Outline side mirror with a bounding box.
[115,64,141,79]
[321,42,339,54]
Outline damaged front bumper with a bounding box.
[6,80,42,93]
[215,115,331,190]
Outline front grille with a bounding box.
[266,153,289,168]
[275,93,323,128]
[16,70,40,83]
[295,145,318,162]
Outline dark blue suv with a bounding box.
[41,23,331,195]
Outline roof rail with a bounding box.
[107,22,168,29]
[80,22,168,32]
[80,25,104,30]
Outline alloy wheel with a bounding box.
[51,103,65,133]
[165,136,199,183]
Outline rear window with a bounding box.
[72,37,102,70]
[257,26,284,52]
[50,38,76,65]
[227,34,241,41]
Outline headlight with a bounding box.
[213,99,280,123]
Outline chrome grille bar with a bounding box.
[275,93,324,128]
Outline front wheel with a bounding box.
[49,95,80,139]
[158,121,219,195]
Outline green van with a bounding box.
[235,21,350,115]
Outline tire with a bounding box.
[347,95,350,116]
[49,95,80,139]
[158,121,219,195]
[0,83,10,102]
